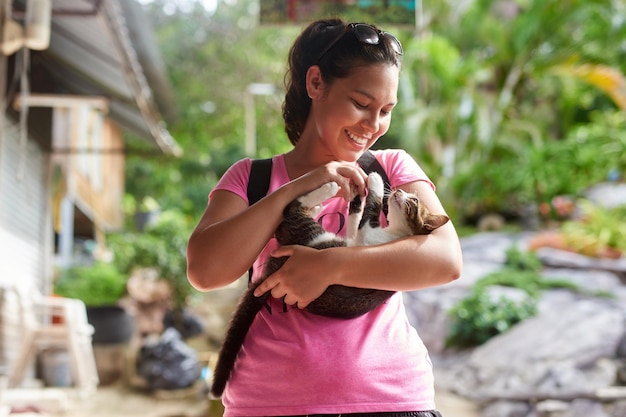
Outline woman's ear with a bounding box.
[306,65,325,100]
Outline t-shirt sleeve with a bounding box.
[208,158,253,203]
[373,149,435,191]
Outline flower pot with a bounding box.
[86,305,135,345]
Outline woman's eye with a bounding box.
[354,100,367,109]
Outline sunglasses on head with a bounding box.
[316,23,403,63]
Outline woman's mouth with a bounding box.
[346,130,369,146]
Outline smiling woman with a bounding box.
[186,17,462,417]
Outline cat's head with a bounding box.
[386,189,449,235]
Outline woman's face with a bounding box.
[308,63,400,162]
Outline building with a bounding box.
[0,0,179,385]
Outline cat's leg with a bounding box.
[367,172,384,200]
[359,173,384,229]
[298,182,339,210]
[345,193,363,241]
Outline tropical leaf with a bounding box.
[553,63,626,111]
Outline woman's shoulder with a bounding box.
[370,148,412,163]
[369,148,432,189]
[211,154,287,202]
[209,158,254,201]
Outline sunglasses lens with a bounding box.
[353,24,380,45]
[383,33,403,55]
[353,24,403,55]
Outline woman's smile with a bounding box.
[345,129,370,146]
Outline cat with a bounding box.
[210,172,449,397]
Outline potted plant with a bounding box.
[54,262,135,344]
[107,210,199,338]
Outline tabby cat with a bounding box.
[210,172,449,397]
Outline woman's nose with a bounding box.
[361,112,380,132]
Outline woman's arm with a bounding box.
[255,180,463,307]
[186,162,368,291]
[186,186,291,291]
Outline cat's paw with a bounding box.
[367,172,384,197]
[299,182,339,207]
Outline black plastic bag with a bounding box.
[136,327,200,390]
[163,308,205,339]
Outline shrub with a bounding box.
[54,262,127,307]
[561,200,626,258]
[446,287,537,348]
[445,247,579,348]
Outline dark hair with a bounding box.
[282,19,402,145]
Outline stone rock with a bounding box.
[560,399,610,417]
[605,399,626,417]
[584,182,626,209]
[481,400,530,417]
[535,399,570,415]
[405,231,534,353]
[448,299,624,401]
[536,247,626,276]
[411,231,626,417]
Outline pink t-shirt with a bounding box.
[211,149,437,416]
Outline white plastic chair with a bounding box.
[7,285,99,397]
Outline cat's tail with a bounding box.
[210,284,267,398]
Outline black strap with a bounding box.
[247,158,272,282]
[246,151,389,205]
[245,150,390,281]
[247,157,273,206]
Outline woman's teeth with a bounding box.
[346,131,368,145]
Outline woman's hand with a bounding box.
[290,160,368,201]
[253,245,339,309]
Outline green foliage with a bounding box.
[503,245,543,273]
[476,269,580,298]
[54,262,127,307]
[446,246,580,348]
[446,287,537,348]
[396,0,625,222]
[449,110,626,222]
[108,210,193,310]
[127,0,295,221]
[132,0,625,229]
[561,200,626,257]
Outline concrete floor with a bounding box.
[16,384,476,417]
[2,383,209,417]
[2,382,478,417]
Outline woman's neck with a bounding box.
[283,148,322,180]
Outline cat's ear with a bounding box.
[424,214,449,231]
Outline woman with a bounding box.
[187,18,462,417]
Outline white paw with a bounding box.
[367,173,384,197]
[308,204,323,218]
[299,182,339,207]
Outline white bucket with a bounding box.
[40,349,73,387]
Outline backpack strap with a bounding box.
[246,158,273,283]
[247,157,273,206]
[246,151,389,207]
